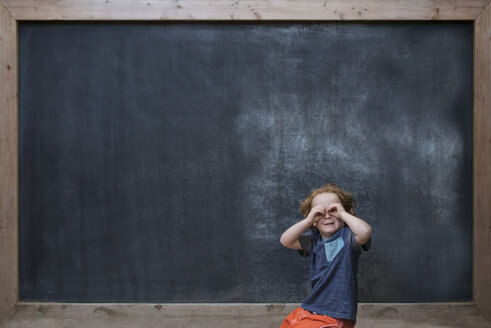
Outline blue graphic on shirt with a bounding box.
[323,237,344,262]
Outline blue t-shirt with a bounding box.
[297,227,371,323]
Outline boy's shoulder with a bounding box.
[344,227,371,252]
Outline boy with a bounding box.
[279,183,372,328]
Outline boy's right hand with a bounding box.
[306,205,326,226]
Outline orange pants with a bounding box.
[279,307,355,328]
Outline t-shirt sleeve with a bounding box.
[297,231,313,258]
[349,229,371,252]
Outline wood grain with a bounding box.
[474,1,491,323]
[0,0,18,324]
[0,0,489,21]
[1,302,490,328]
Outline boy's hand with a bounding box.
[306,205,326,226]
[326,203,346,219]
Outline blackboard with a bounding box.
[19,22,473,302]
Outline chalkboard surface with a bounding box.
[19,22,473,302]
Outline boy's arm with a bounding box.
[280,218,313,250]
[327,203,371,245]
[340,211,372,245]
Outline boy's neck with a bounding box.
[319,228,342,239]
[320,230,337,239]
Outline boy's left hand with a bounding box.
[327,203,346,219]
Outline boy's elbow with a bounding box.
[358,226,372,245]
[355,226,372,245]
[280,234,294,248]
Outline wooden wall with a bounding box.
[474,2,491,321]
[1,0,488,21]
[0,1,18,322]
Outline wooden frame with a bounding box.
[1,0,490,325]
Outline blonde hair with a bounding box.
[300,182,356,229]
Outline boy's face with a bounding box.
[311,192,344,238]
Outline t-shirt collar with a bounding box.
[320,227,345,242]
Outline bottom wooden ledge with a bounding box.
[1,302,490,328]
